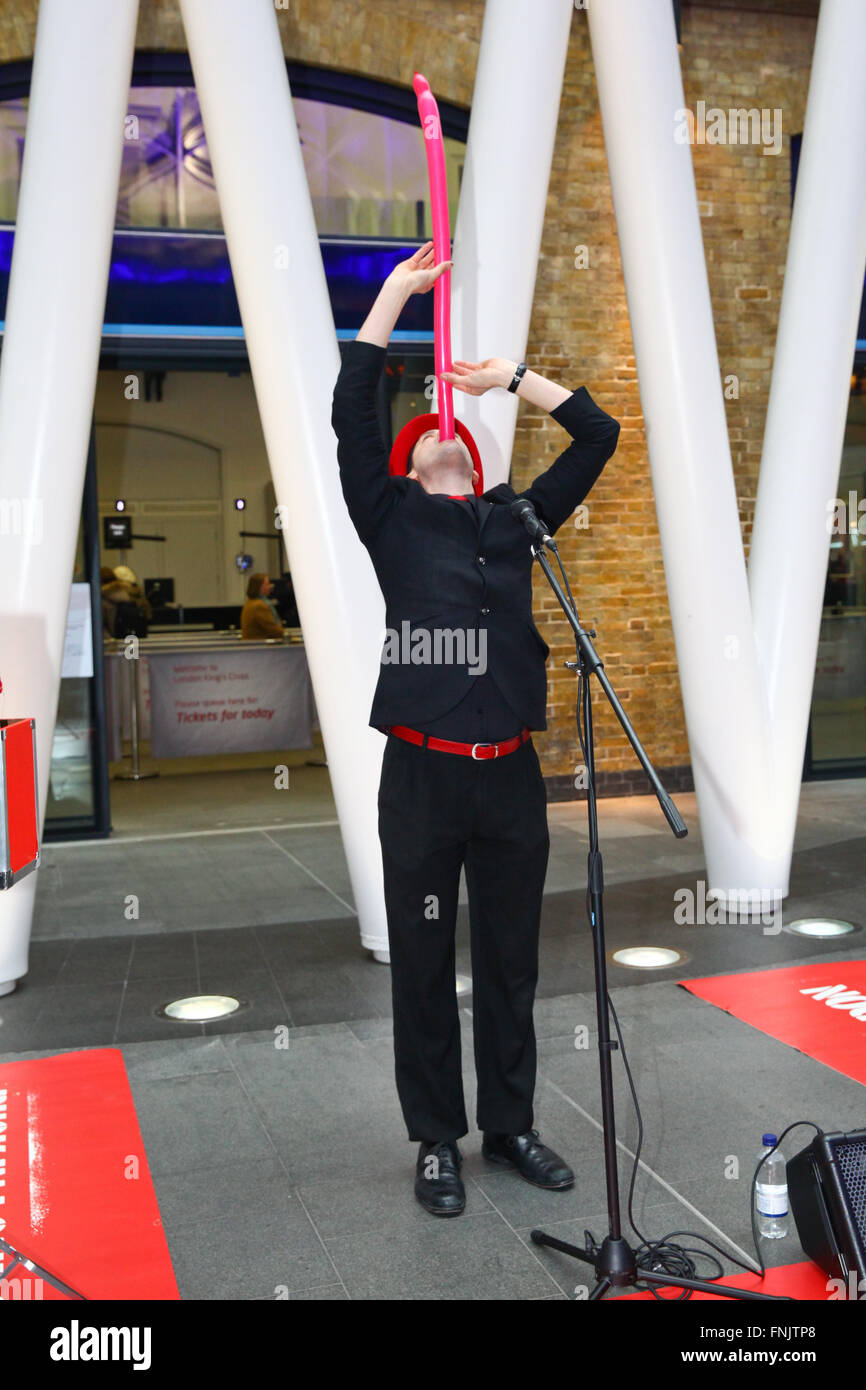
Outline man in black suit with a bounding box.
[331,242,621,1216]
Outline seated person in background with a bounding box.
[101,576,133,636]
[241,573,285,639]
[113,564,152,623]
[270,571,300,628]
[101,565,151,637]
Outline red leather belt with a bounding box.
[386,725,531,760]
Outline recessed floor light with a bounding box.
[784,918,858,939]
[157,994,244,1021]
[610,946,686,969]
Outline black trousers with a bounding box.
[378,733,550,1142]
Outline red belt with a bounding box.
[386,725,531,760]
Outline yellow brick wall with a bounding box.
[523,2,816,788]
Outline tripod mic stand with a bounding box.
[0,1237,86,1299]
[526,537,790,1302]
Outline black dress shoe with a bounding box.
[414,1139,465,1216]
[482,1129,574,1189]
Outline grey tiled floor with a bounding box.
[1,775,864,1299]
[3,975,862,1300]
[32,773,866,939]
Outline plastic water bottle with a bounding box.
[756,1133,788,1238]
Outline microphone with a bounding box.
[510,497,556,549]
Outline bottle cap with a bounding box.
[762,1133,778,1147]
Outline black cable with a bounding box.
[611,983,773,1299]
[549,542,821,1298]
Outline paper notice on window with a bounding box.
[62,582,94,679]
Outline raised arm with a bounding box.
[331,243,452,545]
[442,356,621,534]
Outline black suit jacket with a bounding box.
[331,340,620,731]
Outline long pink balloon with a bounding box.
[413,72,454,440]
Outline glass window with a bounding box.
[809,368,866,770]
[384,349,436,437]
[296,97,463,239]
[45,517,99,827]
[0,96,25,223]
[0,85,465,238]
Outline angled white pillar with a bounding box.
[588,0,866,906]
[178,0,389,952]
[450,0,573,486]
[0,0,140,992]
[587,0,779,897]
[749,0,866,856]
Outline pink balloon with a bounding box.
[413,72,454,440]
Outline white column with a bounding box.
[0,0,140,992]
[178,0,390,952]
[450,0,573,487]
[749,0,866,856]
[587,0,780,899]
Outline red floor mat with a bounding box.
[681,960,866,1086]
[0,1048,179,1300]
[610,1259,833,1299]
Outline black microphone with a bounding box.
[510,498,556,549]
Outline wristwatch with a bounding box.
[507,362,528,393]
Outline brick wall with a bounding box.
[522,2,816,794]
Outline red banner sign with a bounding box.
[682,960,866,1086]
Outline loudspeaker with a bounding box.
[787,1128,866,1281]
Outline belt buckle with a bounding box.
[471,742,497,760]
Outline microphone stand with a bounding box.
[526,533,791,1302]
[0,1237,86,1299]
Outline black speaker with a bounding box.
[787,1128,866,1282]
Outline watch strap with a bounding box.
[507,362,528,393]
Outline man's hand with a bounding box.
[386,240,452,296]
[440,358,517,395]
[444,357,571,413]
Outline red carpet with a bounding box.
[611,1260,831,1300]
[681,960,866,1086]
[0,1048,179,1300]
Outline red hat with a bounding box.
[389,413,484,496]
